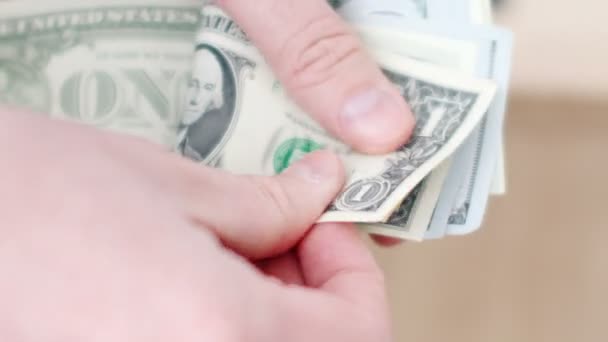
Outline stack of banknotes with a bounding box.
[0,0,512,241]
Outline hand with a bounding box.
[0,109,391,341]
[215,0,414,153]
[216,0,414,245]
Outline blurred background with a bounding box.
[370,0,608,341]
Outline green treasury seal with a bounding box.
[273,138,323,174]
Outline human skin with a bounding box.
[0,109,390,341]
[217,0,415,246]
[0,0,414,339]
[215,0,414,154]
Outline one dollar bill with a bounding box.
[180,5,497,231]
[0,0,201,147]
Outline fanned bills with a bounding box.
[331,0,514,240]
[180,5,496,236]
[0,0,512,241]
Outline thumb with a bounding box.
[216,0,415,154]
[180,150,345,259]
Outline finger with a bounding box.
[263,223,392,341]
[257,252,305,286]
[216,0,415,154]
[371,235,404,247]
[180,150,345,259]
[298,223,386,308]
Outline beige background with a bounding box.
[494,0,608,100]
[373,1,608,341]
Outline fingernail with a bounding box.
[285,151,339,184]
[340,88,412,152]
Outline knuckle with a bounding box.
[248,176,294,230]
[279,14,362,90]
